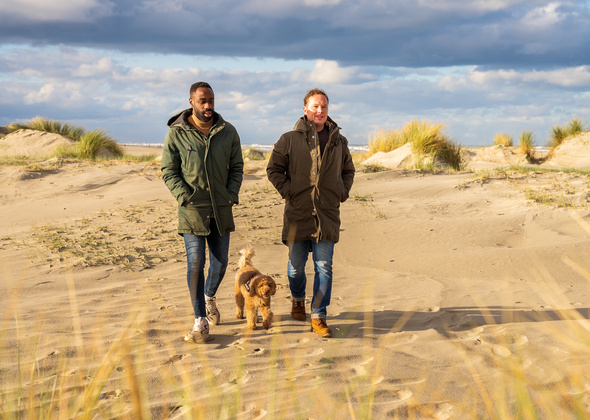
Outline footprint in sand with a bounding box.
[388,377,426,386]
[382,332,419,346]
[306,348,324,357]
[387,389,413,405]
[449,326,484,340]
[352,356,377,378]
[163,354,184,365]
[492,344,512,357]
[229,338,246,350]
[435,402,455,420]
[228,370,253,386]
[508,334,529,347]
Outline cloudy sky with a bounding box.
[1,0,589,147]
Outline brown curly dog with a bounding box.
[235,247,276,330]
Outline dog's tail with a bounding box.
[238,247,255,268]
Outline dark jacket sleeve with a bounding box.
[161,130,191,206]
[266,134,291,200]
[340,135,355,202]
[226,128,244,205]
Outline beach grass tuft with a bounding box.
[11,117,86,141]
[77,129,122,160]
[368,120,462,170]
[519,130,536,160]
[10,117,123,160]
[493,133,513,146]
[548,117,588,150]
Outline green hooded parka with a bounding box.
[161,109,244,236]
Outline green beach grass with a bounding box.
[8,117,123,160]
[548,118,588,151]
[368,120,462,171]
[493,133,514,147]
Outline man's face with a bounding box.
[303,94,328,131]
[189,87,215,122]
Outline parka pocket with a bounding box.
[186,187,211,207]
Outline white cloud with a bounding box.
[469,66,590,87]
[73,57,114,77]
[308,60,357,84]
[24,84,54,104]
[303,0,340,6]
[418,0,515,13]
[521,2,564,29]
[23,81,90,105]
[0,0,114,22]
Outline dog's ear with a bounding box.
[268,278,277,295]
[248,277,260,297]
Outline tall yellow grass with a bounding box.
[519,130,536,160]
[10,117,122,160]
[368,120,462,170]
[4,262,590,418]
[548,118,588,151]
[493,133,513,147]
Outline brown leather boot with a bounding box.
[291,299,306,321]
[311,318,332,338]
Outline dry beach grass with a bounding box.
[2,128,590,418]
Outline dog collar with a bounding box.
[244,278,252,292]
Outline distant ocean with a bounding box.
[122,143,369,153]
[122,143,548,154]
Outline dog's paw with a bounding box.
[236,311,244,319]
[262,320,272,330]
[247,324,257,330]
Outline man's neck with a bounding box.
[189,114,213,136]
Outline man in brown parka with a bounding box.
[266,88,355,337]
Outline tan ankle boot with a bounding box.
[291,299,306,321]
[311,319,332,338]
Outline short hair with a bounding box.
[190,82,213,95]
[303,88,329,106]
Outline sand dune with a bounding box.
[2,131,590,418]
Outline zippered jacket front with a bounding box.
[266,116,355,244]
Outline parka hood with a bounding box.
[294,115,339,133]
[167,108,221,128]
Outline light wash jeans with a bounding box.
[183,223,230,318]
[287,240,335,319]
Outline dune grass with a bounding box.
[368,120,462,170]
[493,133,513,147]
[4,261,590,418]
[548,118,588,150]
[518,130,536,160]
[10,117,85,141]
[10,117,123,160]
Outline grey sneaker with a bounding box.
[184,324,213,343]
[206,296,221,325]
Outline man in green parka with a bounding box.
[161,82,244,343]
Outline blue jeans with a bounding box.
[287,240,335,319]
[183,223,230,318]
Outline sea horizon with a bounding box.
[121,142,371,153]
[120,142,549,154]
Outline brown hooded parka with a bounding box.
[266,116,355,244]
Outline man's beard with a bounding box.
[194,108,213,122]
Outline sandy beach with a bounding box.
[2,131,590,418]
